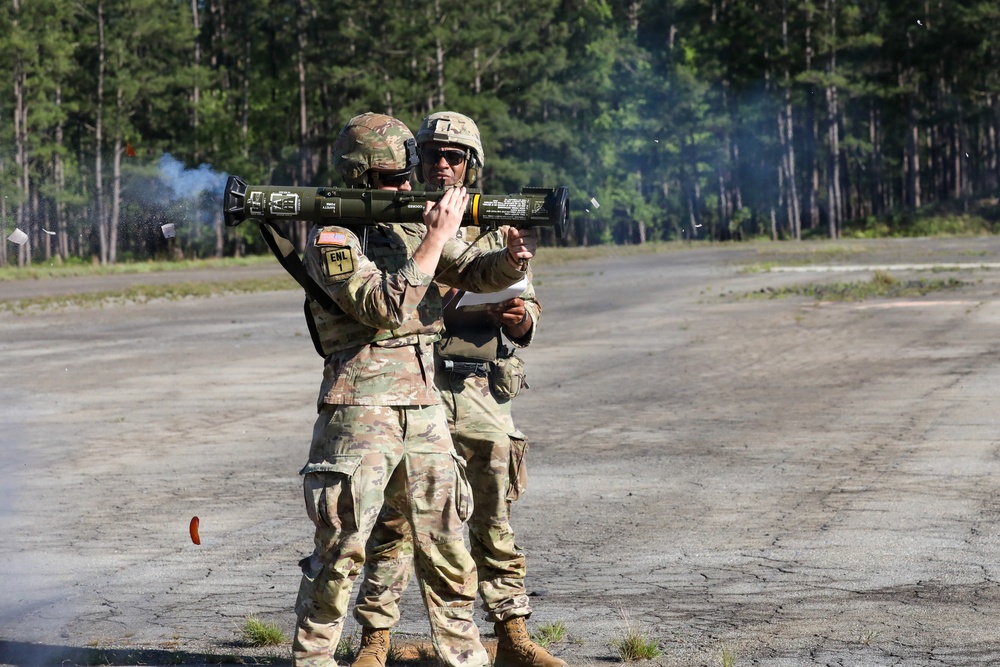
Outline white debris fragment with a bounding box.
[7,228,28,245]
[590,197,601,209]
[161,223,176,239]
[917,19,922,25]
[42,228,56,236]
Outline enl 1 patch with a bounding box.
[317,230,348,246]
[323,246,356,282]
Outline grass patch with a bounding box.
[335,635,356,663]
[609,610,661,662]
[718,644,738,666]
[240,615,286,647]
[748,270,968,301]
[0,242,680,281]
[0,274,298,313]
[529,240,696,266]
[859,629,881,646]
[530,621,568,648]
[0,254,276,282]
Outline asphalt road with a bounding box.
[3,237,1000,667]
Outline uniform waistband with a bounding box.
[370,333,440,348]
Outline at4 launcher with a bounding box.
[222,176,570,239]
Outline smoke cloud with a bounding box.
[156,153,229,202]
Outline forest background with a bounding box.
[3,0,1000,267]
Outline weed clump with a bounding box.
[240,615,286,647]
[609,610,661,661]
[531,621,568,648]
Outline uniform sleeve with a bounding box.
[434,235,526,293]
[508,263,541,348]
[303,225,434,330]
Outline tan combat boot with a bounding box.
[494,617,567,667]
[351,627,390,667]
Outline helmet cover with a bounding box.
[333,112,419,185]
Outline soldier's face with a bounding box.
[372,170,413,191]
[420,141,468,189]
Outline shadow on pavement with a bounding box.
[0,639,288,666]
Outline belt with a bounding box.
[442,359,490,377]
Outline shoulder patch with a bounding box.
[317,230,348,246]
[322,245,356,283]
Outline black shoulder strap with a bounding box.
[258,221,337,312]
[303,297,326,357]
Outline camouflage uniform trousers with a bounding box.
[355,369,532,628]
[294,402,489,667]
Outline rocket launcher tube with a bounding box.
[223,176,570,239]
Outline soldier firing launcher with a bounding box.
[223,176,570,239]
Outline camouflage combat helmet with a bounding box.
[416,112,484,186]
[333,112,419,187]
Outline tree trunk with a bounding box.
[95,0,109,265]
[473,46,481,95]
[13,0,31,267]
[826,83,842,239]
[824,0,841,239]
[990,95,999,191]
[110,86,124,265]
[906,110,920,213]
[804,15,819,229]
[55,84,68,261]
[869,103,884,218]
[0,152,6,267]
[296,0,310,251]
[781,1,801,239]
[190,0,201,163]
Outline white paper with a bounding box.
[7,228,28,245]
[590,197,601,209]
[161,223,176,239]
[456,276,528,308]
[42,228,56,235]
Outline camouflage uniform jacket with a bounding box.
[437,228,540,361]
[303,221,525,407]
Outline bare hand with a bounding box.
[506,227,537,263]
[488,297,528,328]
[423,186,467,241]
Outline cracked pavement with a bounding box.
[2,237,1000,666]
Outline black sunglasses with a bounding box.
[373,169,412,187]
[420,147,467,167]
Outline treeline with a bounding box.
[3,0,1000,266]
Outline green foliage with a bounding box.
[717,644,738,667]
[610,609,662,662]
[530,621,568,648]
[610,627,662,662]
[240,615,287,647]
[4,0,1000,268]
[334,634,356,662]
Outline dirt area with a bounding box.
[3,237,1000,666]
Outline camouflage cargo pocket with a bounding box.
[452,451,474,522]
[301,457,362,533]
[506,436,529,502]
